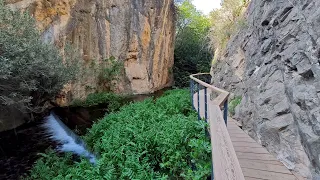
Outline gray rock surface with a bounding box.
[211,0,320,178]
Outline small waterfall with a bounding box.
[43,112,97,164]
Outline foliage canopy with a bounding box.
[209,0,249,57]
[174,0,213,87]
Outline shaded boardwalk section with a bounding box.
[193,90,297,179]
[227,120,297,180]
[191,73,298,180]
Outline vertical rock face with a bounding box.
[7,0,175,105]
[211,0,320,179]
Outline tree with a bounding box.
[174,0,213,87]
[0,1,77,115]
[209,0,249,56]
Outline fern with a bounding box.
[25,89,211,179]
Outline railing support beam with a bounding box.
[190,79,194,109]
[204,87,208,121]
[197,83,200,121]
[223,100,228,126]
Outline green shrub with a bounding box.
[229,96,242,116]
[71,92,129,112]
[0,2,77,113]
[26,89,211,179]
[97,56,123,91]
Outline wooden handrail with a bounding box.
[209,104,245,180]
[190,73,229,94]
[190,73,245,180]
[190,73,229,106]
[213,92,230,107]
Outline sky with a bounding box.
[192,0,222,15]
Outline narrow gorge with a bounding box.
[2,0,320,179]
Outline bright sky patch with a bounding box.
[192,0,221,15]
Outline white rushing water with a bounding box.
[43,112,97,164]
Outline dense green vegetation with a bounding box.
[0,1,77,113]
[26,89,211,179]
[71,92,129,112]
[96,56,123,91]
[174,0,213,87]
[174,0,250,86]
[210,0,249,58]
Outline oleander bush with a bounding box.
[0,1,78,113]
[26,89,211,179]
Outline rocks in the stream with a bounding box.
[211,0,320,178]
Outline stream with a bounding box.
[0,89,168,180]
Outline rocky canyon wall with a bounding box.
[210,0,320,179]
[7,0,175,106]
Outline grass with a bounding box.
[25,89,211,180]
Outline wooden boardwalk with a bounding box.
[193,89,298,180]
[227,119,297,180]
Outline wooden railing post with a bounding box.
[223,99,228,126]
[204,87,208,121]
[190,79,194,109]
[211,165,214,180]
[197,83,200,121]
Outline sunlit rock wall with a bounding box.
[7,0,175,106]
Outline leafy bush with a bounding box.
[26,89,211,179]
[229,96,242,116]
[0,2,77,113]
[97,56,123,91]
[71,92,129,112]
[209,0,249,56]
[174,0,213,87]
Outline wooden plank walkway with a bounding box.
[227,119,297,180]
[193,89,298,180]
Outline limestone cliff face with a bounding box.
[7,0,175,106]
[211,0,320,179]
